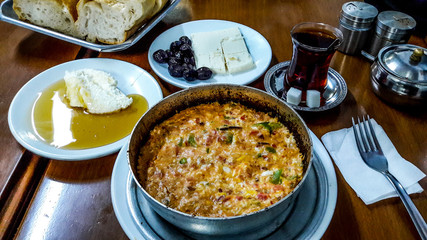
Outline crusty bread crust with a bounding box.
[119,0,168,44]
[150,0,167,18]
[76,0,155,44]
[13,0,82,37]
[13,0,168,44]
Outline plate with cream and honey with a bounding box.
[148,20,272,88]
[8,58,163,160]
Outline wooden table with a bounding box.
[1,0,426,239]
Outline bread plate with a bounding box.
[148,20,272,88]
[0,0,180,52]
[8,58,163,161]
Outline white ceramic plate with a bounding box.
[148,20,272,88]
[111,130,337,239]
[8,58,163,161]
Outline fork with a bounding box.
[352,115,427,240]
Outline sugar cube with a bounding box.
[307,90,321,108]
[286,87,302,105]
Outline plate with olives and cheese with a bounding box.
[148,20,272,88]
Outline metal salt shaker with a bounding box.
[338,1,378,55]
[363,10,416,60]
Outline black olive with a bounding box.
[182,64,195,76]
[165,49,174,58]
[179,36,192,46]
[152,49,169,63]
[179,44,192,56]
[168,64,184,78]
[174,51,183,61]
[196,67,213,80]
[182,63,194,70]
[183,69,197,81]
[189,56,196,66]
[186,51,194,59]
[168,57,181,66]
[181,63,190,70]
[160,35,199,80]
[170,41,182,52]
[183,57,194,66]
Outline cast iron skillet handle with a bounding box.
[383,171,427,240]
[361,50,375,62]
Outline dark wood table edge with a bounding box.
[0,47,100,240]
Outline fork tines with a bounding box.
[352,115,381,153]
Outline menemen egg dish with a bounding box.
[140,102,304,217]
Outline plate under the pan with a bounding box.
[115,131,337,239]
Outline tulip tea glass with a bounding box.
[285,22,343,104]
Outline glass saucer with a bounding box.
[264,61,347,112]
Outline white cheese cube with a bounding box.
[221,36,249,54]
[192,31,226,74]
[195,52,227,74]
[191,27,254,74]
[221,27,243,38]
[191,31,222,55]
[286,87,302,105]
[222,36,254,73]
[224,52,254,73]
[306,90,321,108]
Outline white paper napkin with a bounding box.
[321,119,426,205]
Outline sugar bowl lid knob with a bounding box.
[410,48,424,63]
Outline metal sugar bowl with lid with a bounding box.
[338,1,378,55]
[370,44,427,106]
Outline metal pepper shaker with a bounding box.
[338,1,378,55]
[364,10,416,60]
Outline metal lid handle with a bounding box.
[410,48,424,63]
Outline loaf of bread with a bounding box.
[64,69,133,114]
[13,0,167,44]
[12,0,82,37]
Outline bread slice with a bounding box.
[64,69,133,114]
[150,0,168,17]
[13,0,167,44]
[13,0,82,37]
[76,0,166,44]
